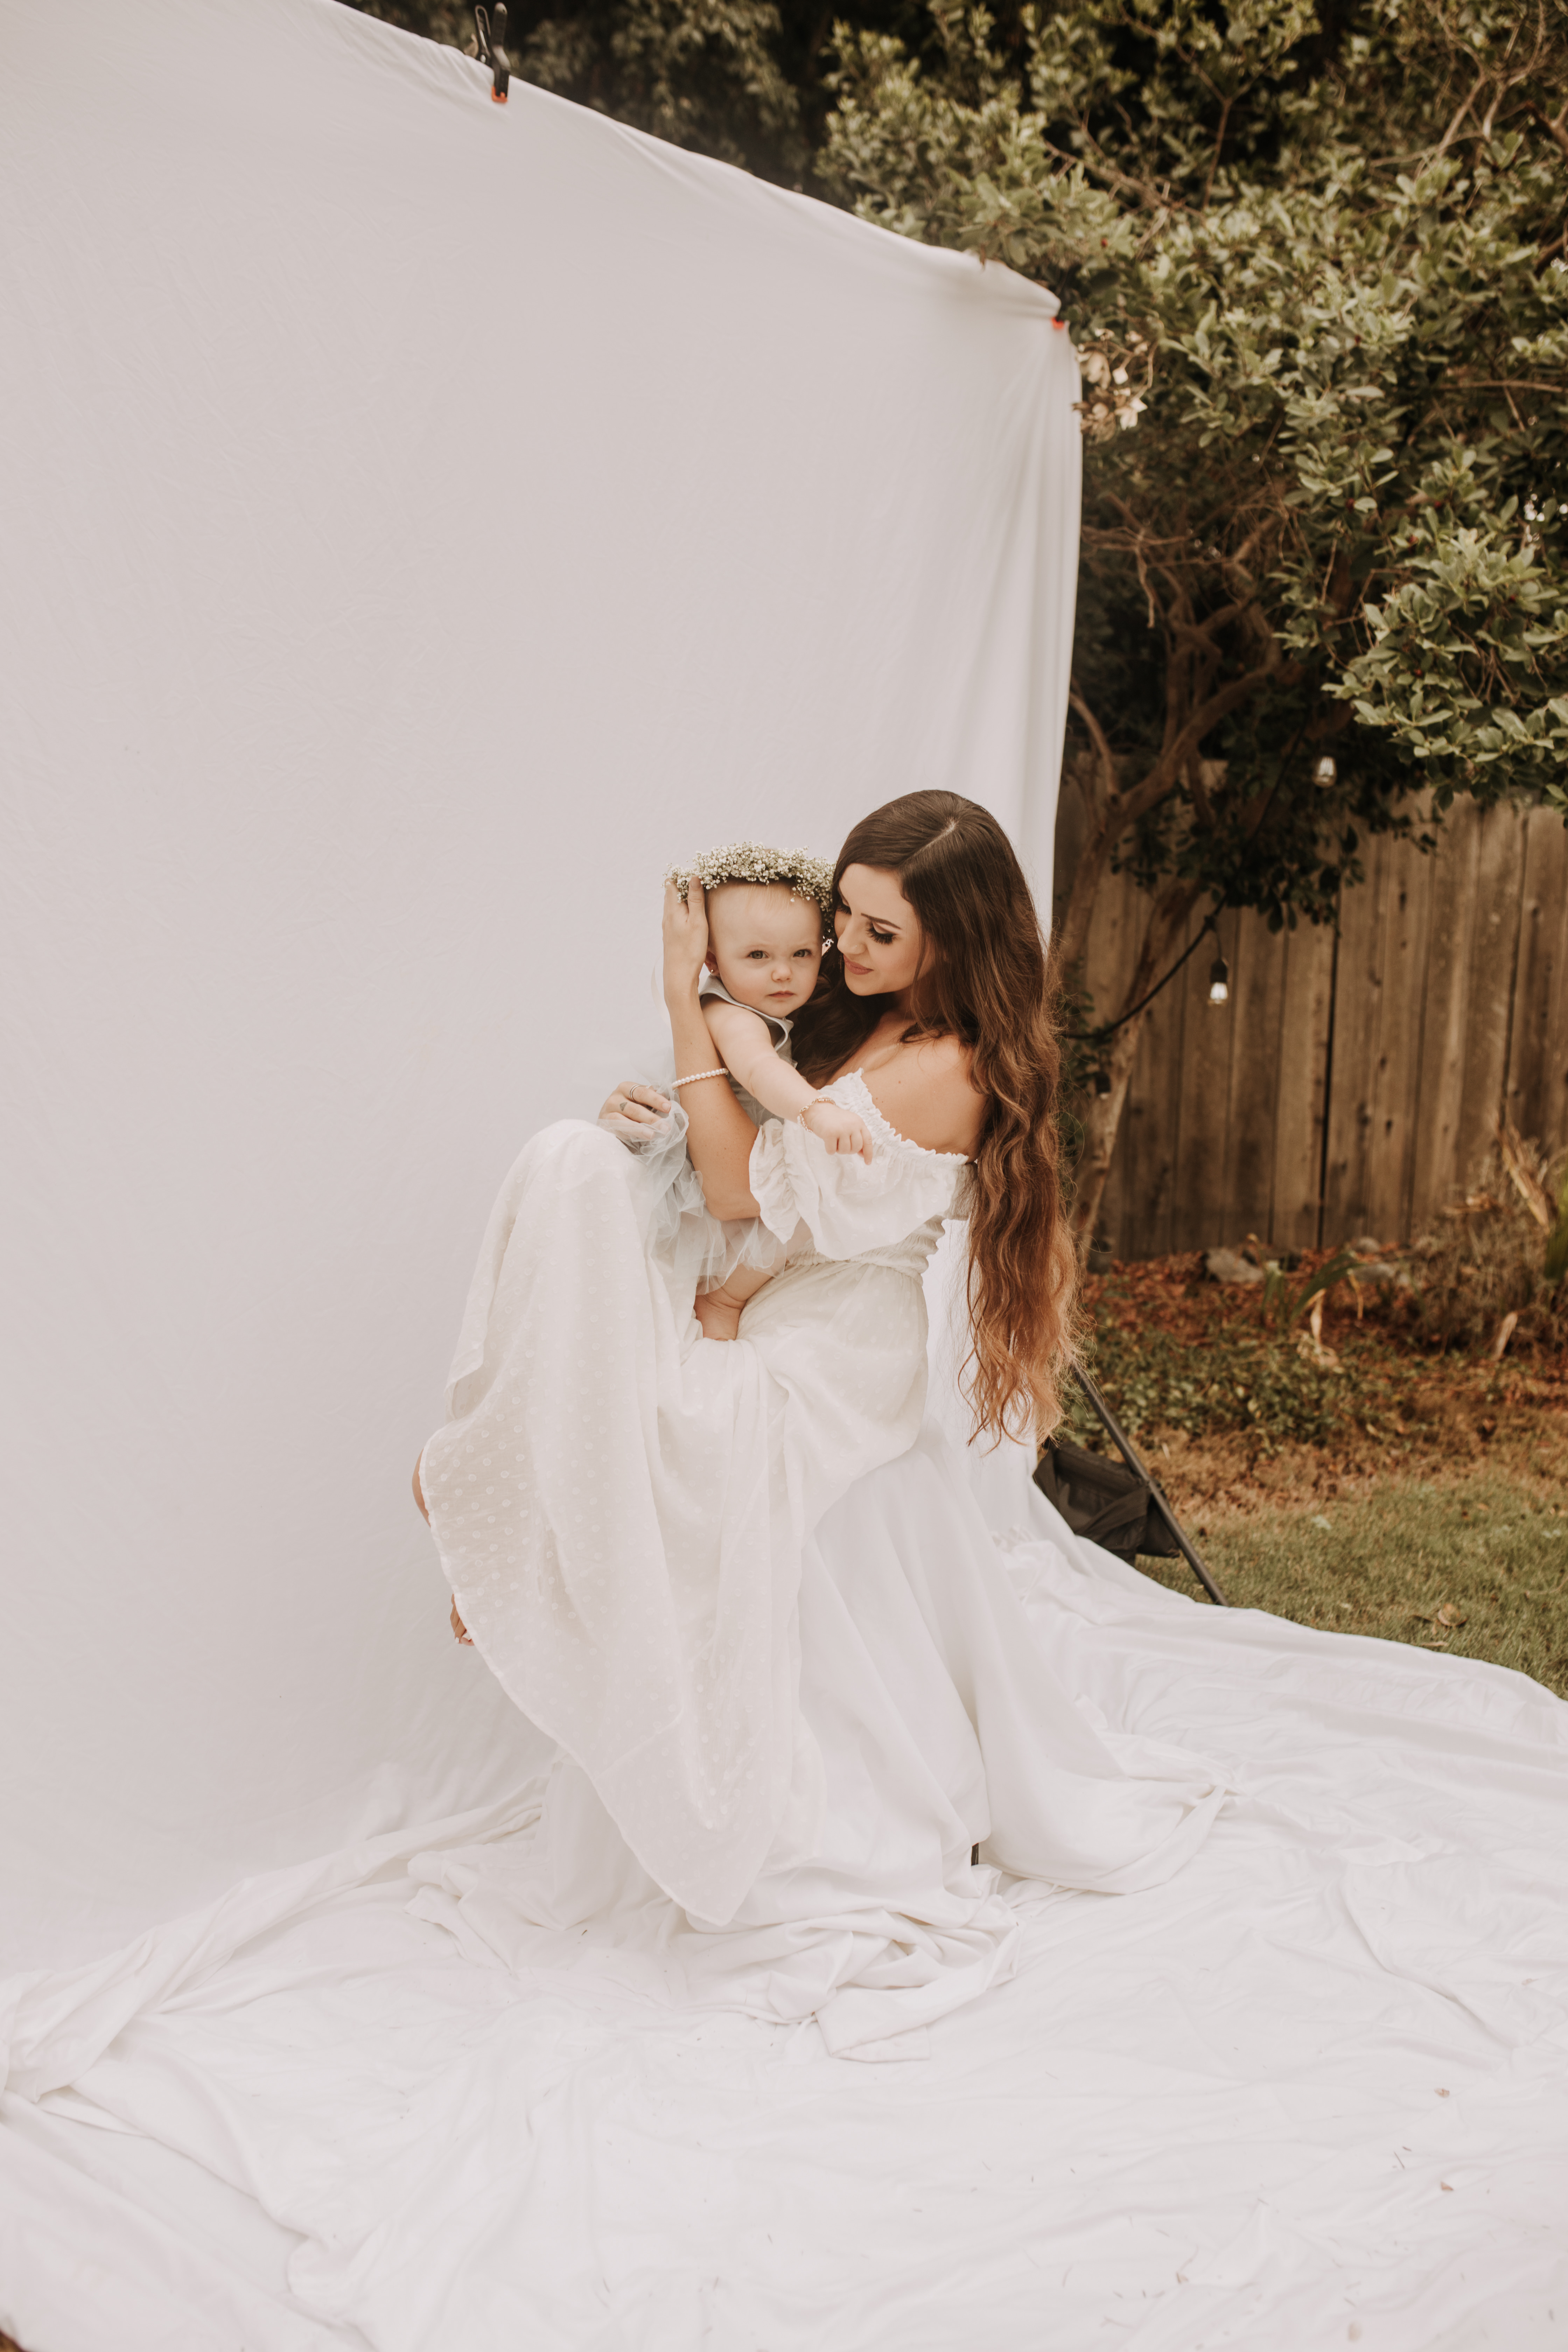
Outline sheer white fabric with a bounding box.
[420,1074,1223,1971]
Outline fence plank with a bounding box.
[1454,801,1529,1192]
[1222,901,1289,1245]
[1322,831,1392,1241]
[1407,798,1485,1229]
[1365,829,1436,1243]
[1505,807,1568,1159]
[1269,916,1336,1251]
[1168,909,1237,1253]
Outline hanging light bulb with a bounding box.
[1208,953,1230,1006]
[1091,1066,1112,1097]
[1314,755,1337,787]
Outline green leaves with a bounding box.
[819,0,1568,934]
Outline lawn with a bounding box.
[1064,1252,1568,1700]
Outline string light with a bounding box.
[1208,953,1231,1006]
[1315,755,1336,786]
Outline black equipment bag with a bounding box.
[1032,1437,1182,1562]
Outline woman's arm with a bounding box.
[662,882,763,1217]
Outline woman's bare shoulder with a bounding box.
[860,1034,985,1159]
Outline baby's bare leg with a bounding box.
[694,1263,775,1342]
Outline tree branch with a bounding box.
[1069,684,1121,812]
[1120,658,1295,828]
[1200,93,1234,213]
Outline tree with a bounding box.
[822,0,1568,1239]
[353,0,807,176]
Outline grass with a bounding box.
[1139,1471,1568,1697]
[1062,1250,1568,1700]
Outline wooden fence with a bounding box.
[1055,795,1568,1260]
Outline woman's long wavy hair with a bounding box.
[791,791,1076,1444]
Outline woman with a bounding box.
[415,792,1221,2056]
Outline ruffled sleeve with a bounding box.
[748,1072,965,1260]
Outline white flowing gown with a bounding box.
[418,1073,1223,2055]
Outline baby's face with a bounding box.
[705,884,823,1018]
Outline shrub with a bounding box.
[1401,1138,1568,1358]
[1066,1321,1419,1456]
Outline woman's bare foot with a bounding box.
[450,1597,472,1645]
[694,1290,742,1343]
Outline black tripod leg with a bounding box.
[1069,1365,1228,1606]
[1141,1487,1229,1609]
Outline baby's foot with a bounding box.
[694,1291,742,1343]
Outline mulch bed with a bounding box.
[1074,1248,1568,1526]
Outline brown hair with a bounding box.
[792,790,1076,1443]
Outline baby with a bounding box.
[666,844,874,1341]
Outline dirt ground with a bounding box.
[1151,1359,1568,1525]
[1077,1248,1568,1524]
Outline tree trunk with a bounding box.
[1068,876,1202,1247]
[1053,801,1118,979]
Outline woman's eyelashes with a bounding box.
[836,897,896,947]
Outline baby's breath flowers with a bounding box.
[665,842,835,934]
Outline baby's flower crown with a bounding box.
[665,842,836,940]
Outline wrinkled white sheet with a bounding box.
[4,1464,1567,2349]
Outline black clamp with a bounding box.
[474,3,510,103]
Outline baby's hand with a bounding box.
[802,1101,874,1163]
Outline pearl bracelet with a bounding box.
[674,1067,729,1088]
[797,1095,838,1125]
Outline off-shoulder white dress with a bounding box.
[419,1075,1222,2053]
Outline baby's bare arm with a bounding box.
[703,1000,873,1162]
[702,1000,816,1118]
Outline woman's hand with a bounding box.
[598,1079,672,1138]
[662,877,709,1010]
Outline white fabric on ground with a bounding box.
[0,0,1079,1968]
[4,1467,1567,2348]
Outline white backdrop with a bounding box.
[0,0,1078,1966]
